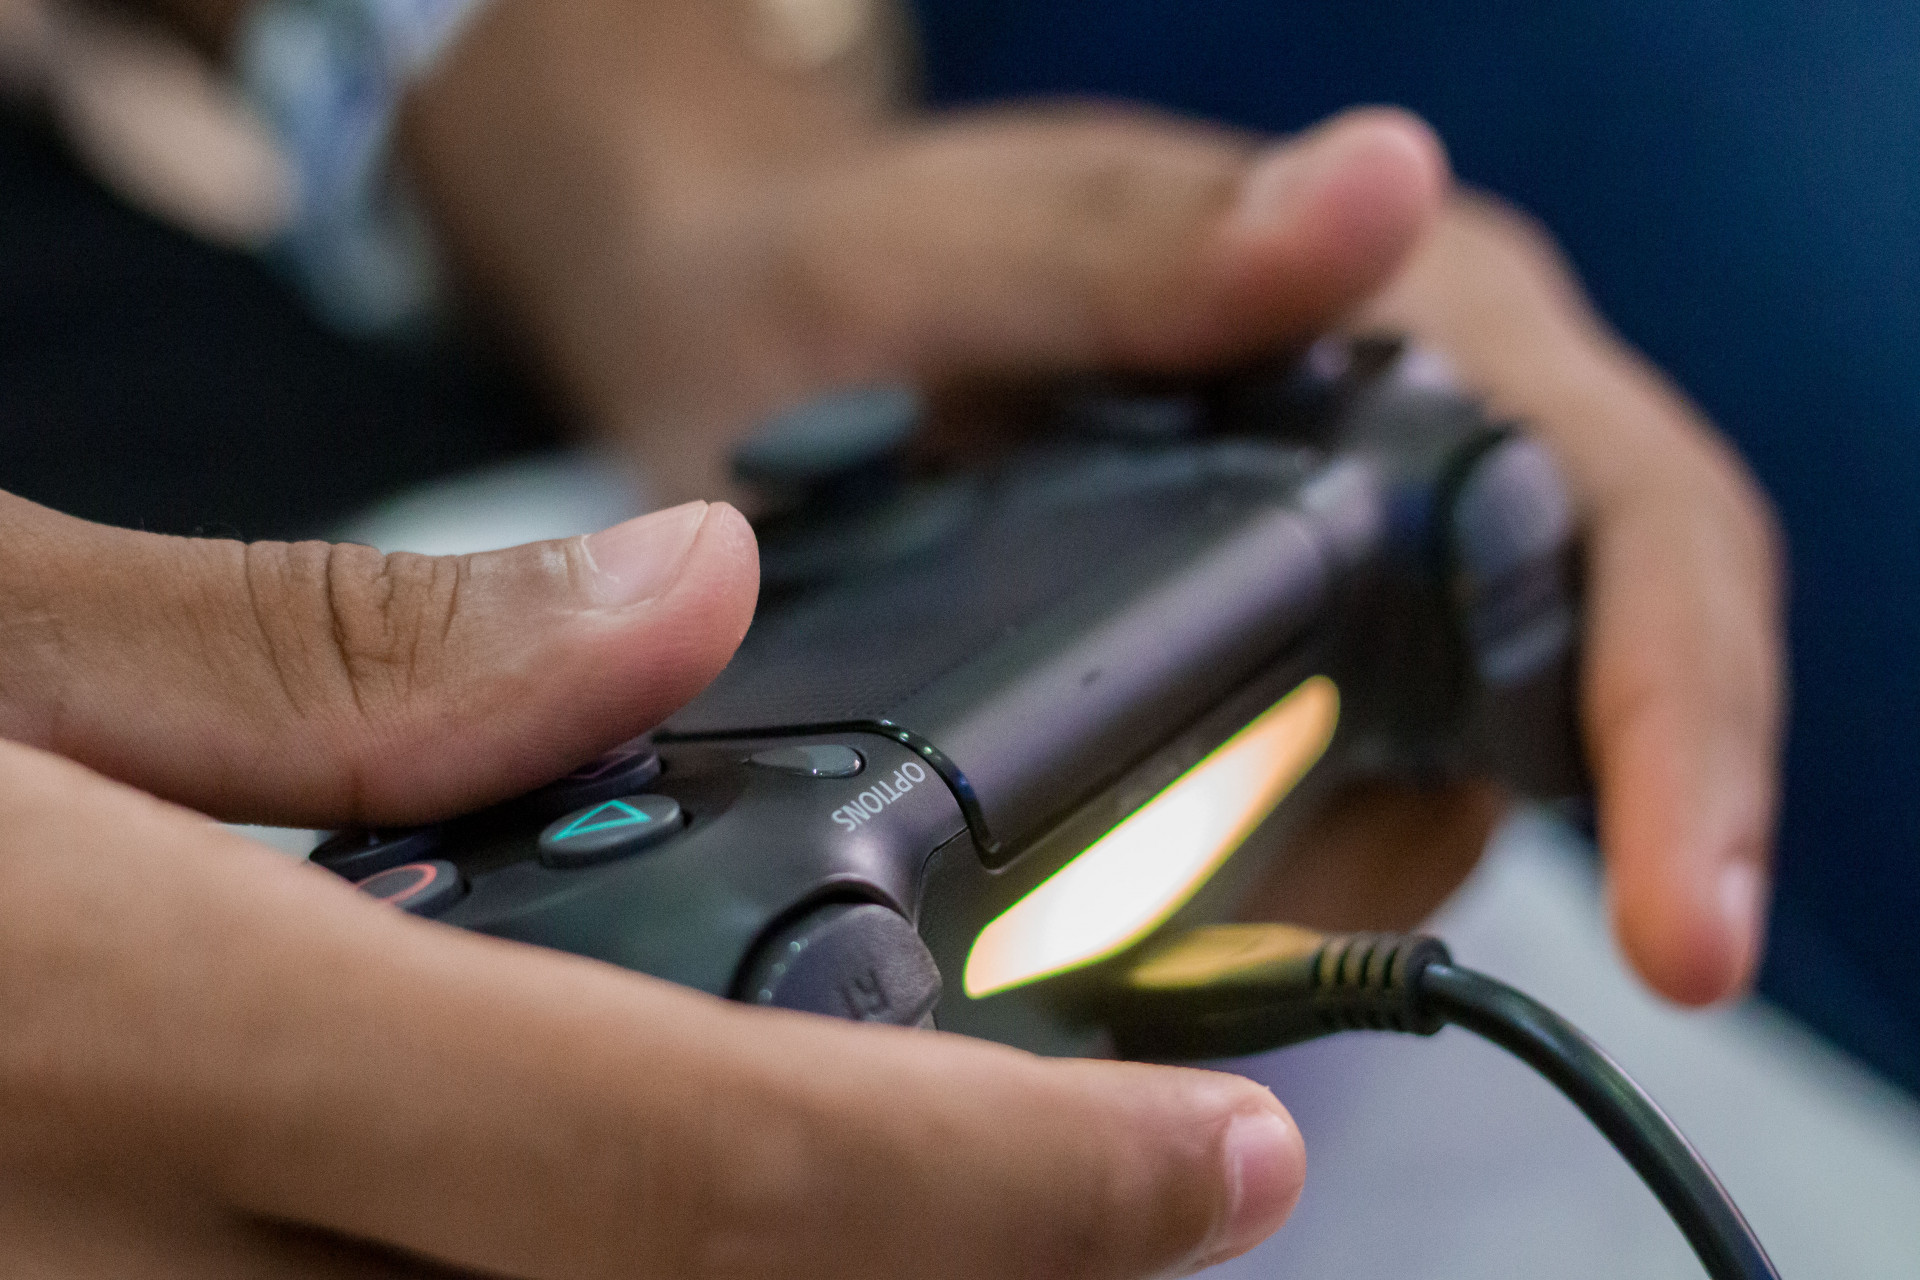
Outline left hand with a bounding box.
[0,495,1306,1278]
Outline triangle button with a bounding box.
[539,794,684,868]
[553,799,652,840]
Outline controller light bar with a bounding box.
[963,675,1339,998]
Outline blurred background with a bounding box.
[3,1,1917,1274]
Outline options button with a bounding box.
[749,744,864,779]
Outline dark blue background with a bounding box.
[911,1,1920,1092]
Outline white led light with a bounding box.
[963,675,1340,998]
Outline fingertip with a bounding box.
[690,500,762,598]
[1194,1102,1306,1271]
[1610,843,1770,1007]
[1313,105,1452,218]
[1214,107,1449,340]
[1134,1069,1304,1272]
[588,501,760,708]
[673,500,761,648]
[1716,859,1770,994]
[1590,655,1777,1006]
[1034,1062,1306,1278]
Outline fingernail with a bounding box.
[581,502,709,607]
[1716,860,1767,990]
[1197,1109,1303,1269]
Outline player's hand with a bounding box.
[0,493,1302,1277]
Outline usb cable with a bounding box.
[1093,925,1782,1280]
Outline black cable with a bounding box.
[1419,962,1780,1280]
[1098,926,1782,1280]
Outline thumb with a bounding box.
[0,493,758,826]
[780,104,1448,382]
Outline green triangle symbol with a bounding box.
[554,800,653,840]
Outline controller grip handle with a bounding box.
[1449,435,1590,804]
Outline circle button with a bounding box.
[356,860,465,917]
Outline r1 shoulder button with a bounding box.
[311,826,442,880]
[356,860,465,917]
[539,795,684,869]
[749,744,865,779]
[737,902,941,1027]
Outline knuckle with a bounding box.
[240,540,465,718]
[1004,1079,1217,1280]
[1052,1152,1211,1279]
[1049,146,1241,347]
[1060,141,1236,250]
[1056,146,1157,232]
[607,1042,1221,1280]
[770,175,897,376]
[1716,462,1786,579]
[1454,190,1572,281]
[0,562,70,748]
[1044,1174,1170,1280]
[319,543,465,709]
[1664,430,1787,605]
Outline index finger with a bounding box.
[1565,363,1785,1003]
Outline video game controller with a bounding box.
[312,335,1586,1059]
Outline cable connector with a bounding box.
[1103,924,1452,1061]
[1089,923,1781,1280]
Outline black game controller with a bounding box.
[315,335,1586,1059]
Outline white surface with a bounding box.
[1203,811,1920,1280]
[226,823,319,857]
[334,450,649,555]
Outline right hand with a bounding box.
[0,494,1302,1277]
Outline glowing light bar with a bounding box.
[963,675,1340,998]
